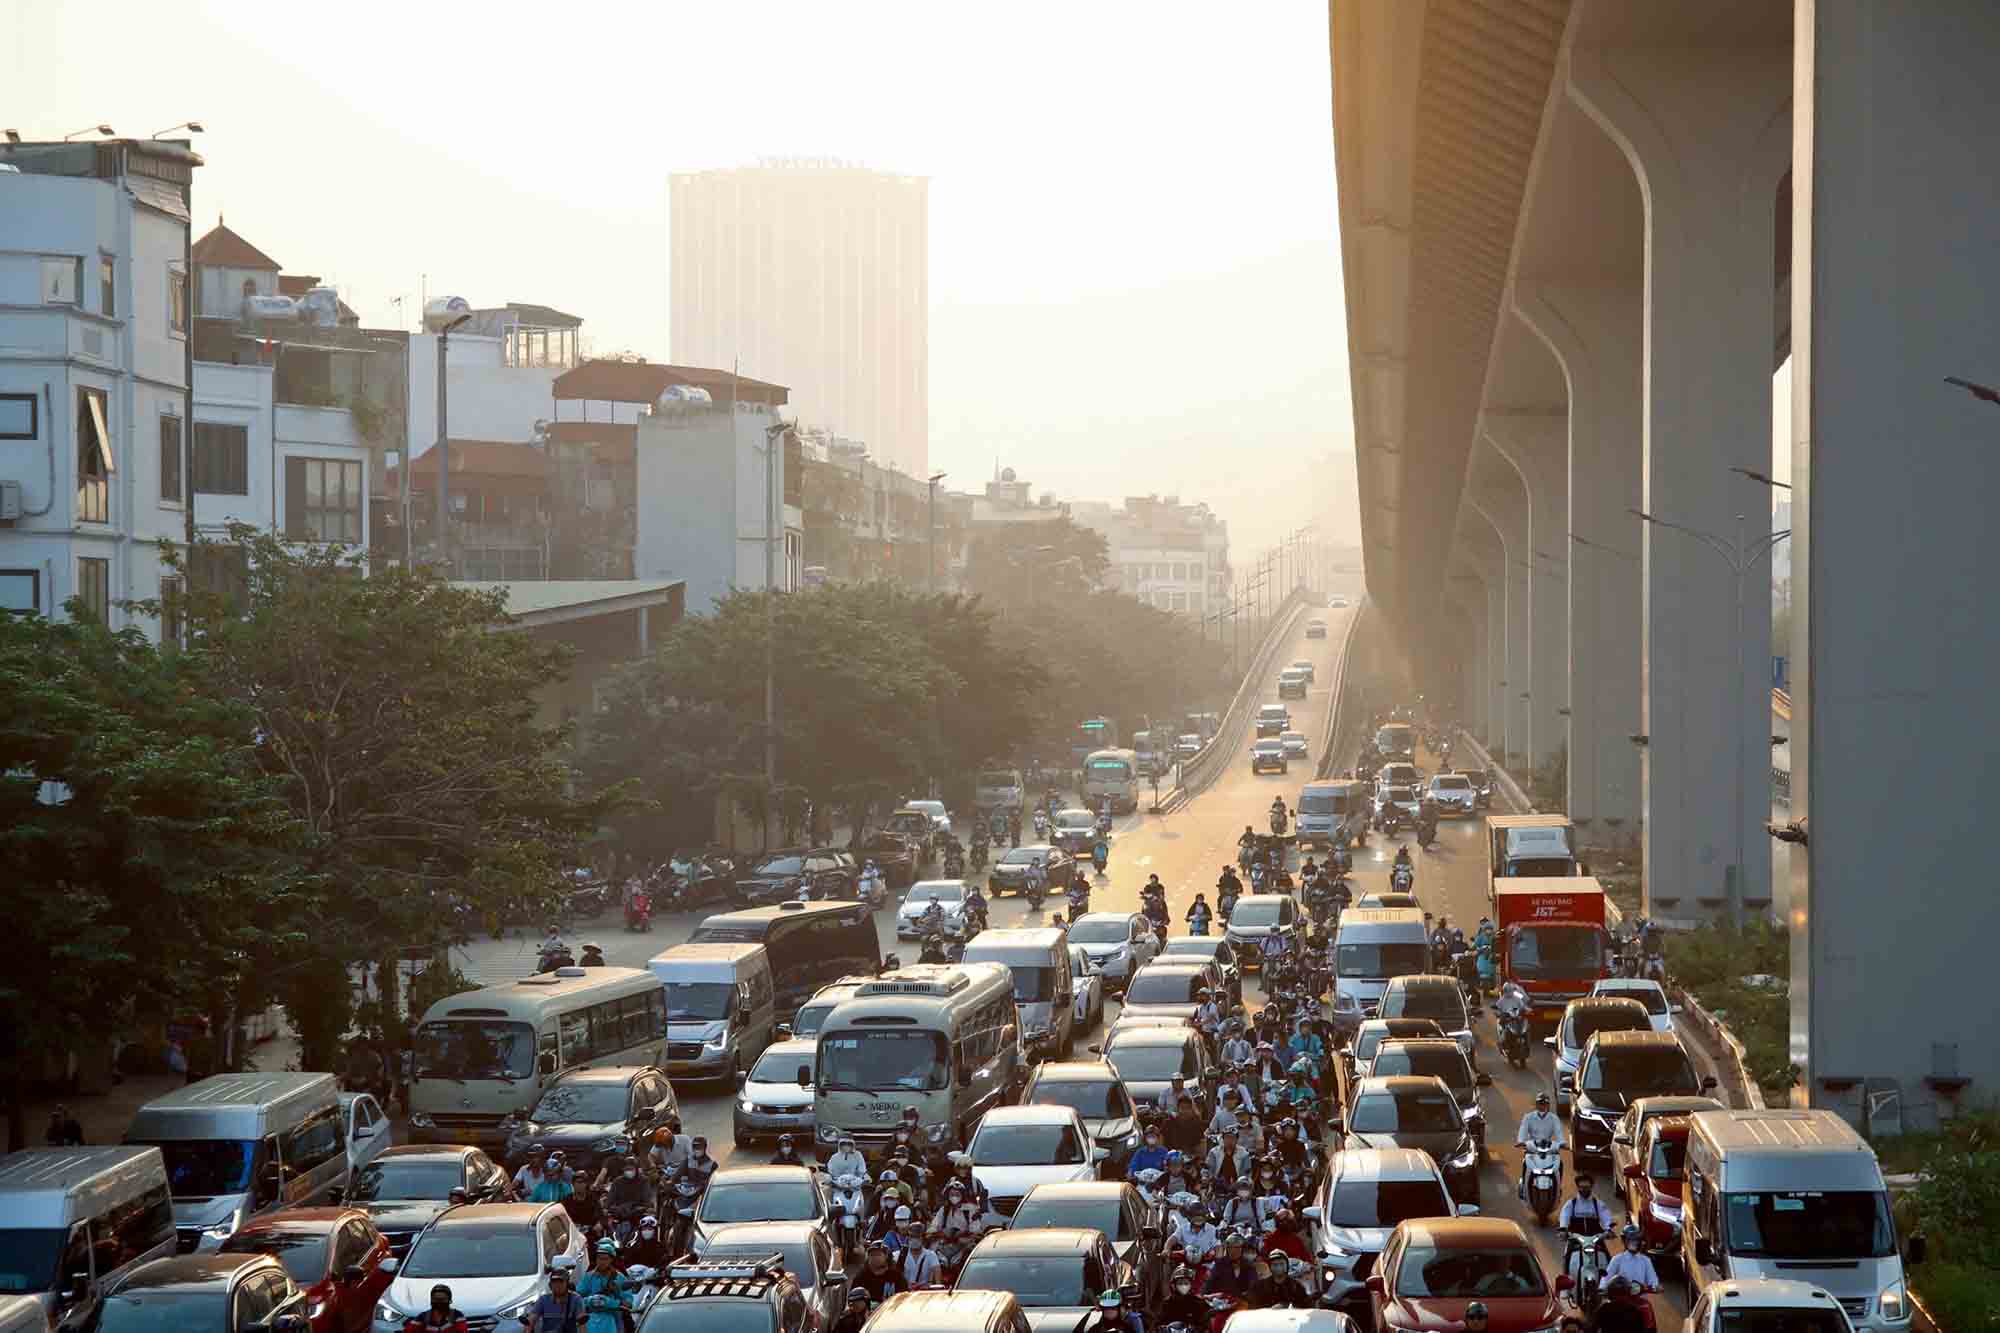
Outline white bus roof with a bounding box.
[424,965,659,1021]
[1691,1109,1884,1191]
[0,1147,167,1229]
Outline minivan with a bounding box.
[0,1147,177,1330]
[960,928,1077,1058]
[1683,1110,1921,1333]
[1329,908,1429,1038]
[647,941,776,1082]
[1296,779,1370,848]
[124,1072,348,1253]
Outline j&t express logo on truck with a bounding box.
[1532,898,1580,919]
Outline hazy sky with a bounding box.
[9,0,1358,551]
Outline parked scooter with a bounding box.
[624,891,653,933]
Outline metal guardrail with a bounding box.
[1166,590,1313,806]
[1313,601,1368,779]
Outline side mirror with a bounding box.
[1669,1004,1684,1015]
[379,1256,399,1274]
[1301,1206,1321,1222]
[1475,1073,1493,1087]
[1701,1074,1720,1090]
[1364,1276,1386,1297]
[1556,1275,1574,1292]
[1906,1235,1927,1266]
[797,1068,812,1089]
[1623,1164,1645,1180]
[1693,1238,1714,1267]
[340,1264,367,1285]
[1093,1146,1110,1163]
[736,1071,748,1090]
[1088,1044,1102,1055]
[538,1051,557,1076]
[326,1186,346,1205]
[1456,1204,1481,1217]
[1542,1036,1557,1050]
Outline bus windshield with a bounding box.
[416,1020,536,1081]
[818,1029,950,1091]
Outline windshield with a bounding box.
[1392,1245,1546,1297]
[1029,1078,1132,1120]
[1282,733,1306,744]
[790,1001,839,1039]
[1338,941,1429,980]
[906,884,963,904]
[1349,1091,1462,1135]
[700,1182,817,1225]
[972,1124,1085,1167]
[665,982,734,1022]
[1163,940,1224,964]
[818,1029,949,1091]
[639,1307,777,1333]
[997,849,1046,867]
[1382,986,1466,1028]
[1055,812,1096,830]
[1104,1040,1193,1082]
[415,1020,535,1081]
[0,1229,64,1293]
[531,1082,631,1124]
[1376,728,1413,752]
[955,1255,1088,1307]
[98,1292,230,1331]
[1433,776,1470,790]
[1649,1136,1687,1180]
[1328,1180,1453,1229]
[1253,741,1283,754]
[1506,857,1577,877]
[1724,1191,1896,1259]
[1069,918,1130,945]
[1718,1314,1850,1333]
[1124,971,1202,1006]
[1565,1007,1649,1051]
[992,966,1055,1003]
[753,855,806,875]
[1511,925,1604,980]
[1011,1197,1129,1241]
[1231,900,1282,926]
[140,1139,257,1197]
[349,1159,463,1202]
[1599,986,1670,1015]
[1370,1047,1472,1095]
[1299,793,1339,814]
[1582,1047,1697,1094]
[219,1229,326,1284]
[404,1224,538,1278]
[751,1048,814,1085]
[979,773,1017,789]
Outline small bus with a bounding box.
[1082,748,1141,814]
[408,966,665,1149]
[688,900,882,1013]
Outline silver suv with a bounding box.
[1306,1147,1475,1321]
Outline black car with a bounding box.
[637,1253,808,1333]
[736,849,853,906]
[347,1145,512,1257]
[1571,1030,1716,1167]
[1250,738,1288,774]
[1361,1038,1492,1151]
[987,843,1075,898]
[1341,1075,1481,1206]
[98,1254,308,1333]
[1017,1062,1145,1174]
[854,831,920,888]
[502,1065,679,1173]
[664,848,740,909]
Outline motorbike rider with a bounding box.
[1271,1118,1310,1174]
[1431,916,1456,970]
[578,942,606,967]
[897,1215,943,1287]
[831,1288,874,1333]
[1195,987,1224,1036]
[1249,1252,1310,1310]
[575,1242,631,1333]
[404,1284,470,1332]
[1083,1288,1142,1333]
[1126,1127,1171,1181]
[1025,855,1048,899]
[853,1242,905,1305]
[919,931,949,965]
[1220,1025,1255,1070]
[1238,827,1258,863]
[1516,1094,1566,1198]
[1174,1199,1221,1265]
[859,860,886,902]
[1143,892,1171,937]
[1604,1223,1662,1294]
[1160,1150,1197,1200]
[770,1133,807,1167]
[928,1181,982,1242]
[1206,1128,1253,1186]
[1168,1094,1207,1155]
[623,1215,668,1270]
[964,886,988,931]
[1558,1173,1616,1287]
[1264,1211,1312,1269]
[1592,1278,1653,1333]
[518,1266,586,1333]
[826,1135,868,1185]
[943,1151,989,1213]
[1186,893,1214,935]
[1158,1267,1211,1331]
[680,1136,719,1191]
[1269,797,1289,835]
[604,1153,652,1231]
[1205,1233,1257,1302]
[527,1155,573,1204]
[1218,1177,1267,1234]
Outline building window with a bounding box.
[76,388,112,523]
[169,267,189,335]
[76,557,110,623]
[0,569,38,614]
[159,575,184,645]
[100,256,116,317]
[191,545,249,614]
[42,256,81,305]
[159,414,184,504]
[285,457,363,543]
[0,394,35,440]
[193,422,249,495]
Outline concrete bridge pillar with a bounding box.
[1449,572,1489,741]
[1484,412,1570,780]
[1469,448,1533,772]
[1569,26,1790,921]
[1453,517,1508,755]
[1791,0,2000,1127]
[1515,281,1644,846]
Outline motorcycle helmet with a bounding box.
[1164,1150,1184,1170]
[776,1134,795,1152]
[847,1289,871,1308]
[1097,1290,1124,1310]
[1534,1092,1551,1109]
[596,1238,619,1255]
[878,1170,899,1186]
[1622,1223,1642,1246]
[893,1205,913,1224]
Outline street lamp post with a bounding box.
[1630,506,1792,924]
[927,472,947,592]
[421,302,472,573]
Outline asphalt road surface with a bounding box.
[450,598,1715,1325]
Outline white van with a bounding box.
[959,928,1077,1058]
[124,1071,347,1251]
[0,1147,176,1331]
[648,941,776,1082]
[1683,1109,1921,1333]
[1328,908,1430,1039]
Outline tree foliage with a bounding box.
[961,515,1110,609]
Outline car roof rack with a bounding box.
[667,1254,787,1283]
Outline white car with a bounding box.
[968,1105,1105,1222]
[1281,731,1310,760]
[901,799,954,836]
[1425,772,1478,816]
[1066,911,1160,989]
[339,1090,391,1175]
[896,880,969,938]
[733,1038,818,1146]
[376,1201,586,1329]
[1589,977,1678,1034]
[1069,944,1106,1030]
[1684,1278,1858,1333]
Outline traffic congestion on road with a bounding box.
[3,601,1917,1333]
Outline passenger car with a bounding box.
[1607,1094,1724,1200]
[784,978,872,1041]
[1049,808,1100,855]
[1017,1061,1145,1175]
[1683,1278,1860,1333]
[98,1254,308,1333]
[1337,1019,1447,1104]
[1069,945,1106,1030]
[1376,976,1474,1058]
[693,1221,848,1333]
[1357,1039,1491,1152]
[1569,1030,1715,1167]
[1365,1217,1564,1333]
[344,1145,511,1258]
[1251,738,1289,774]
[952,1227,1137,1333]
[1223,894,1303,970]
[1009,1182,1167,1311]
[1290,659,1317,684]
[897,880,971,938]
[854,831,921,888]
[219,1208,392,1333]
[1306,619,1329,639]
[338,1092,391,1177]
[1306,1148,1472,1322]
[734,1039,818,1145]
[736,849,855,906]
[1423,773,1477,817]
[1066,912,1160,991]
[1278,669,1309,700]
[1257,704,1292,736]
[1340,1076,1480,1206]
[1158,935,1242,1004]
[374,1202,586,1330]
[882,810,938,860]
[967,1106,1104,1221]
[1174,734,1203,759]
[691,1166,831,1252]
[1547,997,1655,1110]
[501,1064,678,1174]
[1589,978,1677,1034]
[1619,1112,1692,1261]
[1281,731,1310,760]
[901,800,955,837]
[1095,1024,1214,1117]
[635,1254,809,1333]
[1117,960,1226,1026]
[987,844,1074,898]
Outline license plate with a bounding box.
[1533,1175,1554,1188]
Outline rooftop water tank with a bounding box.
[241,294,300,322]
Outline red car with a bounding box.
[219,1207,393,1333]
[1622,1113,1692,1262]
[1367,1217,1568,1333]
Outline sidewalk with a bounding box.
[16,1024,304,1151]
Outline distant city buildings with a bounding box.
[1070,494,1231,617]
[670,161,929,478]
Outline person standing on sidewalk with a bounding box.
[46,1107,84,1146]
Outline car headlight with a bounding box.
[704,1036,729,1051]
[376,1299,409,1324]
[1122,1129,1142,1149]
[739,1099,757,1113]
[1647,1198,1682,1226]
[817,1125,839,1142]
[926,1123,949,1143]
[200,1209,242,1240]
[498,1296,539,1321]
[307,1299,329,1321]
[1880,1279,1908,1321]
[1445,1141,1478,1170]
[410,1111,436,1129]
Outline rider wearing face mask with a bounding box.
[621,1214,667,1270]
[1248,1253,1310,1309]
[1158,1267,1210,1329]
[403,1284,470,1332]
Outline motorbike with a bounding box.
[1390,863,1414,894]
[1025,882,1047,910]
[1188,908,1213,937]
[942,847,965,878]
[858,873,889,910]
[1091,842,1109,875]
[832,1173,867,1261]
[1499,1011,1531,1069]
[1068,885,1091,916]
[1523,1139,1563,1225]
[1217,891,1239,923]
[1269,808,1288,836]
[1096,809,1114,837]
[968,840,989,873]
[624,891,653,933]
[1033,811,1051,840]
[1563,1231,1607,1316]
[1415,820,1437,851]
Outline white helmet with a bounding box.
[894,1205,913,1223]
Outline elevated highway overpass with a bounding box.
[1328,0,2000,1129]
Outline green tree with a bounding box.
[962,515,1109,609]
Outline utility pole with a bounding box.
[422,305,470,572]
[765,420,787,851]
[927,472,947,592]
